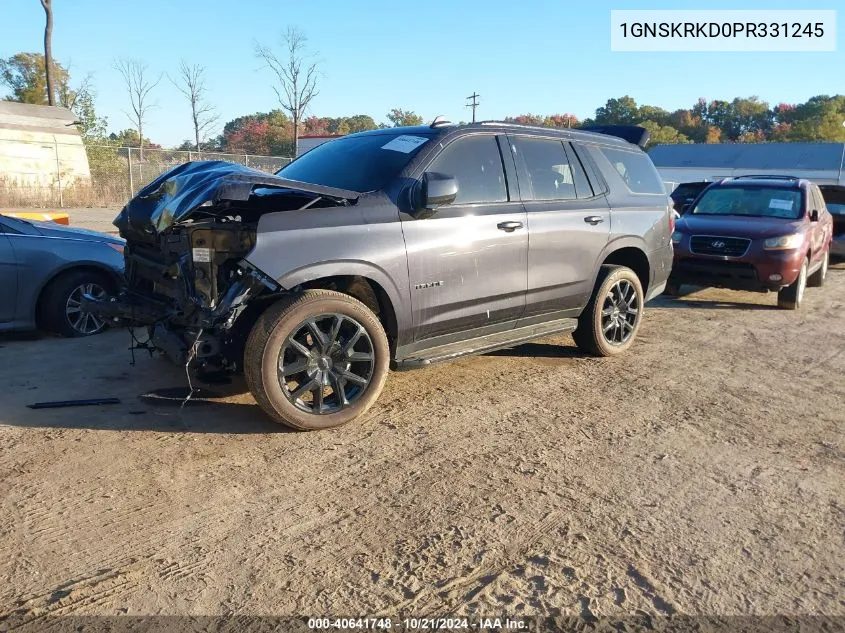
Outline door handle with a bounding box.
[584,215,605,225]
[497,221,524,232]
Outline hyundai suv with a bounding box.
[668,176,832,309]
[90,122,674,430]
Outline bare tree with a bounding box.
[170,61,219,153]
[255,27,319,155]
[114,58,162,160]
[40,0,55,105]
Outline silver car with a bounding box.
[0,215,124,337]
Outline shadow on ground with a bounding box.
[483,342,586,359]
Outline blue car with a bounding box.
[0,215,124,337]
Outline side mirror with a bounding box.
[419,172,458,214]
[810,209,820,222]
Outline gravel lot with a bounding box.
[1,246,843,624]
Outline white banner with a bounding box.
[610,10,836,52]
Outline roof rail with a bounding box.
[478,120,567,133]
[731,174,801,181]
[580,125,650,149]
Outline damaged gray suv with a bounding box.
[90,122,674,430]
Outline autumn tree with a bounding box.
[221,110,294,156]
[387,108,423,127]
[543,113,579,128]
[170,61,219,152]
[255,27,319,154]
[593,96,641,125]
[114,58,162,161]
[504,114,544,125]
[640,121,691,146]
[0,52,69,104]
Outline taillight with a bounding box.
[668,202,675,234]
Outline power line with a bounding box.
[466,92,480,123]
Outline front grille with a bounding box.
[690,235,750,257]
[676,259,757,281]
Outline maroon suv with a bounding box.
[668,176,833,309]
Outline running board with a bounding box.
[394,317,578,370]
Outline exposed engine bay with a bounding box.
[85,161,359,375]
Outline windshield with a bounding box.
[690,186,803,219]
[276,132,435,193]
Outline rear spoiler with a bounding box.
[580,125,650,149]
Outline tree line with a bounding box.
[2,48,844,158]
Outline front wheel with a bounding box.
[243,290,390,430]
[573,265,644,357]
[40,269,113,337]
[777,259,808,310]
[807,249,829,288]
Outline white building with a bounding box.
[297,134,344,157]
[649,142,845,187]
[0,101,91,189]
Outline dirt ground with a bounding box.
[1,230,843,622]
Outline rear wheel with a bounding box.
[573,265,644,357]
[244,290,390,430]
[807,249,829,288]
[40,269,113,337]
[777,259,808,310]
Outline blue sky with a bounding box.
[2,0,842,147]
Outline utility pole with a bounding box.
[466,92,480,123]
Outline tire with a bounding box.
[573,265,644,357]
[40,269,113,337]
[777,258,808,310]
[243,289,390,430]
[807,249,829,288]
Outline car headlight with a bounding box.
[763,234,804,250]
[671,231,682,244]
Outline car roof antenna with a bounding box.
[430,115,452,128]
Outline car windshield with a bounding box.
[690,186,803,219]
[826,201,845,215]
[276,132,435,193]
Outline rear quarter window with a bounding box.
[597,146,665,195]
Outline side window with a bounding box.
[570,143,608,196]
[563,143,594,198]
[428,136,507,204]
[512,138,577,201]
[598,146,665,195]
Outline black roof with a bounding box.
[346,122,636,148]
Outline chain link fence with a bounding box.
[0,138,293,209]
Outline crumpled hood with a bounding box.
[113,160,359,237]
[677,214,803,239]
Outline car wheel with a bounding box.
[243,289,390,430]
[777,258,808,310]
[40,269,113,337]
[807,249,829,288]
[573,265,644,357]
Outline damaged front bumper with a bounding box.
[83,160,358,371]
[84,259,278,366]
